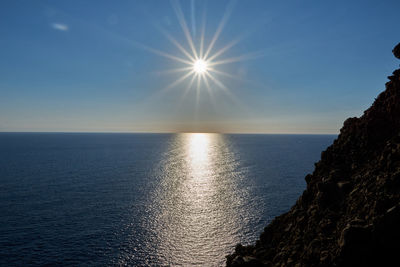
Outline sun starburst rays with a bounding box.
[147,0,261,110]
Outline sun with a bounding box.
[144,1,260,103]
[193,59,208,74]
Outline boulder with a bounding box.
[393,43,400,59]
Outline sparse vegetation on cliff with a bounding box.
[227,43,400,267]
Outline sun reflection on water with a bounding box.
[188,133,210,167]
[137,133,258,266]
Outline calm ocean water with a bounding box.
[0,133,335,266]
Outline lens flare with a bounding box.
[193,59,208,74]
[144,0,262,108]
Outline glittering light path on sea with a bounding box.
[136,133,258,266]
[0,133,333,266]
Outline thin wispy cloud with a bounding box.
[51,23,69,31]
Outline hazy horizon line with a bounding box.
[0,131,338,135]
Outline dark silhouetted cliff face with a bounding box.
[226,44,400,267]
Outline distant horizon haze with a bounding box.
[0,0,399,133]
[0,131,338,135]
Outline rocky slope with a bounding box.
[226,44,400,267]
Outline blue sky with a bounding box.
[0,0,399,133]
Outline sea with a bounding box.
[0,133,336,266]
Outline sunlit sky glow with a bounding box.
[0,0,399,133]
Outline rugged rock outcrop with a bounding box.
[393,43,400,59]
[226,44,400,267]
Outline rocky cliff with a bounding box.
[226,43,400,267]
